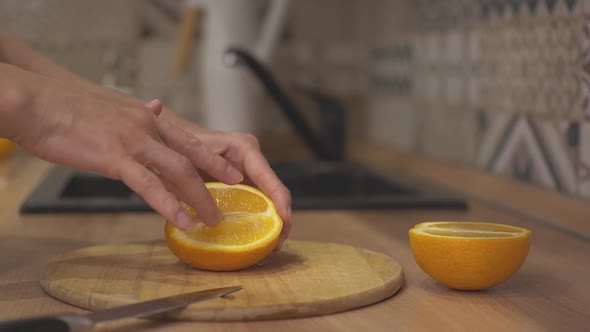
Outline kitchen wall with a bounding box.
[0,0,206,121]
[274,0,590,201]
[366,0,590,201]
[3,0,590,200]
[0,0,141,92]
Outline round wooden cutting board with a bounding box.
[40,240,404,321]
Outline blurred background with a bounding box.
[2,0,590,202]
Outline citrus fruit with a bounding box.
[0,138,15,159]
[165,182,283,271]
[409,221,531,290]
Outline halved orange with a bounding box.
[0,138,15,159]
[409,222,531,290]
[164,182,283,271]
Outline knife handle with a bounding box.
[0,314,93,332]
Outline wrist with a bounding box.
[0,63,39,139]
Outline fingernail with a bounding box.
[287,207,292,221]
[146,98,160,106]
[176,210,193,230]
[226,165,244,183]
[203,210,222,227]
[145,99,163,115]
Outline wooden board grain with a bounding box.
[40,240,404,321]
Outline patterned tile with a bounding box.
[474,17,584,117]
[477,114,578,193]
[480,0,582,19]
[372,0,590,200]
[371,42,413,96]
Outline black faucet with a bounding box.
[223,47,346,161]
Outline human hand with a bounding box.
[147,105,292,251]
[10,74,244,230]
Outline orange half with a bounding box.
[0,138,15,159]
[409,221,531,290]
[165,183,283,271]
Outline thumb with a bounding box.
[145,99,163,116]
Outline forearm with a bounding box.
[0,30,208,136]
[0,30,96,91]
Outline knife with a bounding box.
[0,285,241,332]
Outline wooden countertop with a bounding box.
[1,143,589,331]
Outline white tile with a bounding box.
[577,122,590,197]
[445,75,464,105]
[321,69,367,96]
[579,122,590,167]
[420,108,476,163]
[0,0,139,42]
[321,42,369,66]
[467,76,480,106]
[445,30,463,63]
[367,94,416,150]
[551,0,572,17]
[425,76,441,102]
[425,34,441,62]
[468,29,481,62]
[136,40,201,121]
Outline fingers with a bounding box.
[140,141,222,227]
[145,99,163,116]
[144,99,240,227]
[117,159,194,230]
[244,149,291,217]
[135,99,290,244]
[156,119,244,185]
[241,147,292,250]
[275,209,292,251]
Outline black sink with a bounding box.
[269,161,465,210]
[19,161,466,213]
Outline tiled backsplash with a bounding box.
[3,0,590,200]
[369,0,590,201]
[0,0,141,89]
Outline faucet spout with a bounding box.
[223,47,345,161]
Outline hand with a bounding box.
[10,74,244,230]
[147,105,293,251]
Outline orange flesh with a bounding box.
[415,222,528,238]
[181,187,274,246]
[211,187,268,213]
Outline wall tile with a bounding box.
[372,0,590,200]
[6,0,590,201]
[0,0,140,42]
[0,1,140,90]
[577,122,590,197]
[367,95,416,151]
[476,113,578,193]
[418,108,477,164]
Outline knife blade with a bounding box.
[0,285,241,332]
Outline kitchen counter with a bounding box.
[1,143,589,331]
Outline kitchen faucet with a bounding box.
[223,47,346,161]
